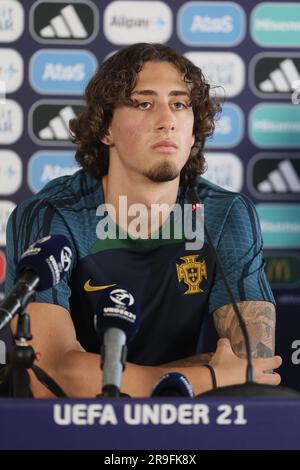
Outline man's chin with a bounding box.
[143,162,180,183]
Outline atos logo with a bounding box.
[28,151,78,193]
[29,49,97,95]
[29,0,99,45]
[0,250,6,284]
[29,100,84,146]
[178,1,245,46]
[206,103,244,148]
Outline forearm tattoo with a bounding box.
[213,301,275,358]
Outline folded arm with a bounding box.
[213,300,276,359]
[11,301,279,398]
[12,303,216,398]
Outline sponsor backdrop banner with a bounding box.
[0,0,299,390]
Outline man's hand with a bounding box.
[210,338,282,388]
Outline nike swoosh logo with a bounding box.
[84,280,116,292]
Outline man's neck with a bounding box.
[102,171,180,237]
[103,173,179,207]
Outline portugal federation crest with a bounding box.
[176,255,207,294]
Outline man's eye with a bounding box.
[172,102,189,110]
[137,102,151,109]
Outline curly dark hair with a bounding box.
[70,43,221,187]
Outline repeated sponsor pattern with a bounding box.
[0,0,299,390]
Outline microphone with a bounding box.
[151,372,194,397]
[0,235,72,332]
[94,286,139,398]
[187,188,300,397]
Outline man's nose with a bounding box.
[155,104,175,132]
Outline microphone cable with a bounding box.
[187,187,254,384]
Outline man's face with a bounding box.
[103,61,195,183]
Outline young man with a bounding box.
[5,43,281,397]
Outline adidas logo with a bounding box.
[39,105,75,140]
[40,5,87,39]
[259,59,300,92]
[30,1,98,44]
[29,100,84,145]
[248,155,300,199]
[257,160,300,193]
[250,54,300,97]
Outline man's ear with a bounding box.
[101,128,113,146]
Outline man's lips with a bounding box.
[151,140,178,153]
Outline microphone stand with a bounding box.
[96,343,130,398]
[0,308,67,398]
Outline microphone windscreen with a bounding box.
[151,372,194,397]
[16,234,73,290]
[94,287,139,342]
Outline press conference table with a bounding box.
[0,397,300,450]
